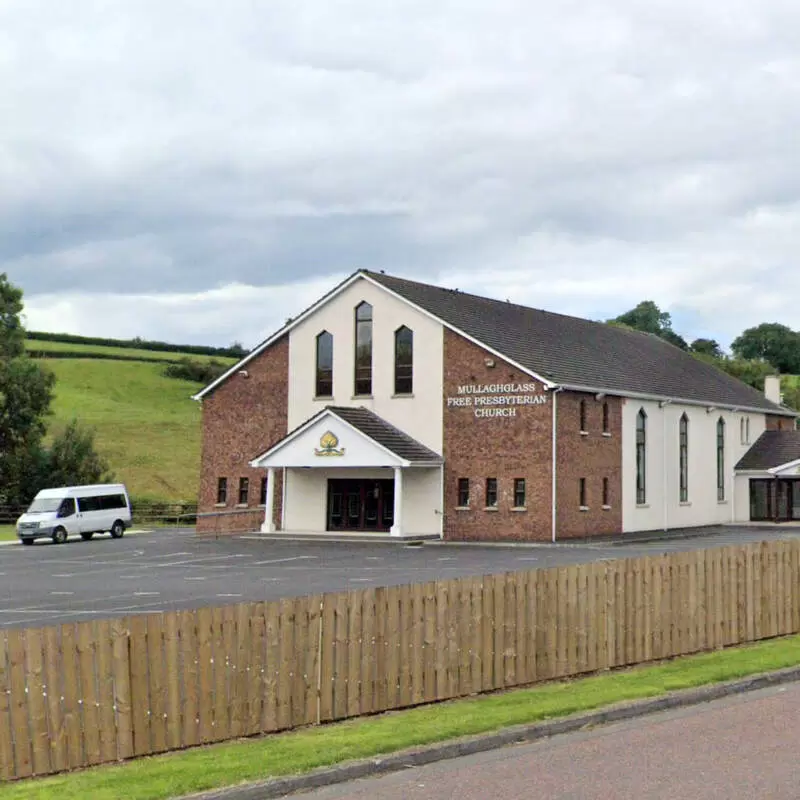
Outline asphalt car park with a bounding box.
[1,526,799,629]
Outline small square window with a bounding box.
[457,478,470,507]
[485,478,498,508]
[579,477,587,508]
[238,477,249,505]
[217,477,228,505]
[513,478,526,508]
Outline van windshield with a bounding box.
[26,498,64,514]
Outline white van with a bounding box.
[16,484,132,545]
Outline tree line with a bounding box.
[608,301,800,409]
[1,275,112,506]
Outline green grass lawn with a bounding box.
[41,359,204,502]
[0,525,17,542]
[25,338,237,365]
[3,635,800,800]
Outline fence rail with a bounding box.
[0,502,198,528]
[1,539,800,781]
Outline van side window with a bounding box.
[58,498,76,518]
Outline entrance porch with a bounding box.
[249,406,444,538]
[749,479,800,523]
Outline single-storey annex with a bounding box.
[193,269,799,541]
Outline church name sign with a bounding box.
[446,383,548,419]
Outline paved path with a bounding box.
[1,526,798,628]
[302,682,800,799]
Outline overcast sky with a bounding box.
[3,1,800,351]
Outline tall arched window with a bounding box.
[394,326,413,395]
[636,409,647,505]
[717,417,726,501]
[315,331,333,397]
[354,302,373,396]
[679,413,689,503]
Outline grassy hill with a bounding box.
[29,336,238,503]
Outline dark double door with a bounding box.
[327,479,395,532]
[750,479,800,522]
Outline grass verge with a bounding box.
[2,635,800,800]
[0,526,17,542]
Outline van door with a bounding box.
[57,498,79,535]
[75,496,99,533]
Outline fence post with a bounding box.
[316,597,324,725]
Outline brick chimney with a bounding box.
[764,375,782,405]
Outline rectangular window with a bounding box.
[679,414,689,503]
[485,478,498,508]
[579,478,587,508]
[579,399,587,432]
[394,326,413,395]
[602,477,609,507]
[513,478,526,508]
[260,476,268,505]
[457,478,470,507]
[717,418,726,501]
[636,409,647,505]
[602,402,610,434]
[238,477,249,505]
[217,477,228,505]
[354,302,373,396]
[315,331,333,397]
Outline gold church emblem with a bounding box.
[315,431,345,457]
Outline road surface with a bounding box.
[302,682,800,799]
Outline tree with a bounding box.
[690,338,724,359]
[45,419,114,488]
[608,301,688,350]
[731,323,800,374]
[0,274,56,504]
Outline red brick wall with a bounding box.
[197,336,289,534]
[766,414,794,431]
[555,392,623,539]
[442,330,553,542]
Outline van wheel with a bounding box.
[52,527,68,545]
[80,531,94,541]
[110,520,125,539]
[21,538,34,546]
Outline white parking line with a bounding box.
[184,577,207,581]
[252,556,318,566]
[134,592,160,597]
[50,591,74,596]
[51,574,75,578]
[217,593,242,598]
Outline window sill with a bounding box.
[483,506,499,512]
[511,506,527,512]
[718,500,728,505]
[602,432,612,438]
[579,431,589,437]
[636,503,649,509]
[579,505,590,512]
[314,395,334,402]
[602,505,612,511]
[392,393,414,399]
[454,506,470,511]
[235,503,248,508]
[680,501,692,507]
[214,503,227,508]
[352,394,374,400]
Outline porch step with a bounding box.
[242,531,440,545]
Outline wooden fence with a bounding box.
[2,538,800,782]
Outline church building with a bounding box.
[193,270,799,541]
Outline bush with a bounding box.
[162,357,230,384]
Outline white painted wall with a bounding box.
[622,401,766,532]
[288,276,444,453]
[283,466,441,535]
[734,475,752,522]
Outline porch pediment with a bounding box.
[250,406,443,469]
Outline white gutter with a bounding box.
[551,387,564,542]
[557,383,795,418]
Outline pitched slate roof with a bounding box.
[366,271,795,415]
[735,431,800,471]
[327,406,442,464]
